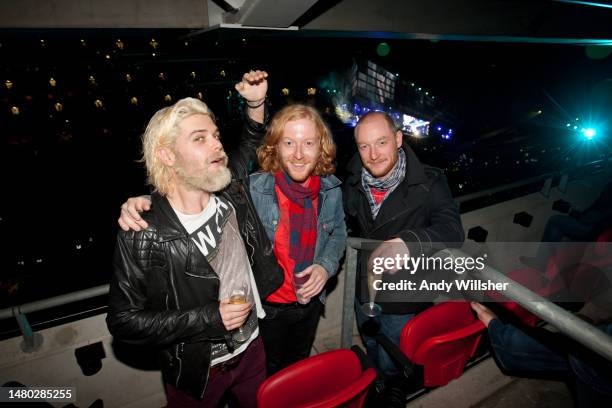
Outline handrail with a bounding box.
[0,284,109,321]
[445,247,612,362]
[341,238,612,362]
[2,241,611,361]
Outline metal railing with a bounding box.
[0,285,109,352]
[3,240,612,362]
[341,239,612,362]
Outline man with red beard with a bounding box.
[249,104,347,375]
[107,71,284,407]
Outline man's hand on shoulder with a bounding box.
[119,195,152,232]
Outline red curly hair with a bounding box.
[257,104,336,175]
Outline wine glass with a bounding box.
[229,283,251,343]
[361,264,382,317]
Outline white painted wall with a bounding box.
[0,314,166,408]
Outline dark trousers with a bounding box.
[259,300,322,376]
[488,319,612,407]
[165,336,266,408]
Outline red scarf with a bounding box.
[274,171,320,273]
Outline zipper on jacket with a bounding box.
[175,342,183,387]
[236,182,257,265]
[200,342,213,398]
[184,271,220,280]
[167,252,181,310]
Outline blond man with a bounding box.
[107,71,283,407]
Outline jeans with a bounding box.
[259,300,322,376]
[487,319,570,376]
[355,301,414,377]
[488,319,612,407]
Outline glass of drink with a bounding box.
[293,274,310,305]
[229,283,251,343]
[361,267,382,317]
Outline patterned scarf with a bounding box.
[361,149,406,219]
[274,171,320,273]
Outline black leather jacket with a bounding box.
[107,111,283,399]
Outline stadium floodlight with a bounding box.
[581,127,597,140]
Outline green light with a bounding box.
[585,45,612,59]
[376,42,391,57]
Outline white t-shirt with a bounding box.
[174,195,265,365]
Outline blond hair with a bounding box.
[257,104,336,175]
[141,97,214,196]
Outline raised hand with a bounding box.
[234,70,268,105]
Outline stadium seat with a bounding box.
[257,347,377,408]
[378,301,485,387]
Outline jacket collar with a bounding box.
[150,192,193,241]
[250,171,341,195]
[347,142,427,188]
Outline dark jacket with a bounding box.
[344,143,465,314]
[106,111,283,399]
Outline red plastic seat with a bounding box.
[257,349,376,408]
[594,228,612,256]
[495,228,612,326]
[399,302,485,387]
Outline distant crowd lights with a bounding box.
[331,102,452,139]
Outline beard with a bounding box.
[174,153,231,193]
[364,150,399,180]
[281,162,315,183]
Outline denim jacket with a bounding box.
[249,172,347,302]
